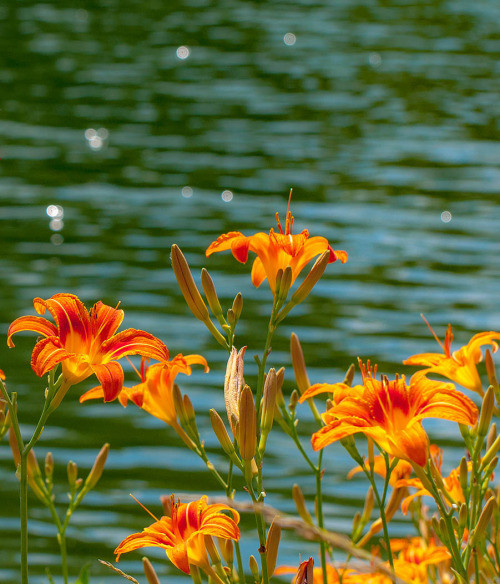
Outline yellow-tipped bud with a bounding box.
[224,346,246,437]
[478,386,495,438]
[67,461,78,488]
[290,251,330,306]
[470,497,496,546]
[261,369,277,436]
[142,557,161,584]
[290,333,311,394]
[352,512,362,538]
[488,423,497,451]
[201,268,225,323]
[292,484,313,525]
[227,308,236,326]
[171,244,210,322]
[45,452,54,481]
[238,385,256,461]
[85,443,109,490]
[266,518,281,577]
[485,349,500,391]
[232,293,243,322]
[249,555,260,581]
[210,409,237,459]
[343,363,355,387]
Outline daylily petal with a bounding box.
[7,316,57,348]
[387,423,429,467]
[91,361,124,402]
[99,328,169,363]
[167,542,191,573]
[250,257,267,288]
[30,337,75,377]
[206,232,249,262]
[90,301,124,345]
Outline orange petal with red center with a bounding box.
[311,417,369,450]
[7,316,58,348]
[114,530,174,561]
[30,337,75,377]
[100,329,169,363]
[34,294,91,348]
[91,361,124,402]
[387,422,429,467]
[289,236,332,275]
[167,542,191,573]
[413,378,478,425]
[200,515,241,540]
[90,301,125,345]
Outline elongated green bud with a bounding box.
[45,452,54,481]
[85,443,110,490]
[485,349,500,392]
[232,293,243,323]
[290,251,330,306]
[173,384,187,423]
[289,389,299,412]
[9,427,46,502]
[261,369,277,436]
[142,557,161,584]
[210,409,237,458]
[478,386,495,438]
[361,486,374,525]
[470,497,496,546]
[458,503,468,531]
[183,394,196,425]
[292,484,313,525]
[290,333,311,394]
[459,457,468,494]
[249,556,259,581]
[67,461,78,489]
[277,266,293,306]
[171,245,209,322]
[238,385,256,461]
[488,423,497,450]
[343,364,355,387]
[201,268,225,324]
[482,433,500,470]
[266,519,281,576]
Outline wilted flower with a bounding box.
[206,200,347,294]
[8,293,169,403]
[115,495,240,575]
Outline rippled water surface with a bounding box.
[1,0,500,582]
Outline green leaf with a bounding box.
[71,563,91,584]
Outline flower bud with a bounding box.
[171,245,210,322]
[201,268,225,324]
[458,503,468,531]
[172,384,186,423]
[290,251,330,306]
[470,497,496,546]
[218,538,233,565]
[477,386,495,438]
[261,369,277,436]
[224,346,246,437]
[210,409,237,460]
[277,266,293,306]
[276,367,285,393]
[238,385,256,461]
[488,423,497,450]
[249,555,260,581]
[45,452,54,482]
[292,484,313,525]
[142,557,161,584]
[266,518,281,576]
[293,558,314,584]
[361,486,375,525]
[485,349,500,392]
[231,293,243,323]
[343,363,355,387]
[482,433,500,470]
[67,461,78,489]
[351,512,362,538]
[9,427,46,502]
[183,394,196,425]
[290,333,311,394]
[459,457,469,495]
[438,517,449,544]
[227,308,236,327]
[85,443,110,490]
[289,389,299,412]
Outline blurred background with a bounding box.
[1,0,500,582]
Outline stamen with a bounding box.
[275,211,284,235]
[125,355,143,381]
[420,314,445,351]
[130,493,160,522]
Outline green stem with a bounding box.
[234,541,246,584]
[315,450,329,584]
[19,452,29,584]
[255,300,279,421]
[246,479,269,584]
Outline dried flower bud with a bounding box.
[292,484,313,525]
[142,557,161,584]
[290,333,311,394]
[290,251,330,306]
[224,346,246,437]
[161,494,173,516]
[201,268,224,324]
[266,518,281,577]
[293,558,314,584]
[238,385,256,461]
[85,443,109,490]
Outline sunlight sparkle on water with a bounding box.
[284,33,296,46]
[85,128,108,150]
[182,186,193,198]
[221,190,233,202]
[176,46,190,59]
[46,204,63,218]
[441,211,452,223]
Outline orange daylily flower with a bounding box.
[403,319,500,394]
[80,353,208,428]
[7,293,169,403]
[205,200,347,294]
[300,361,478,467]
[114,495,240,575]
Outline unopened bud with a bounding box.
[171,245,209,322]
[9,428,46,502]
[439,517,449,543]
[249,555,259,581]
[277,266,293,305]
[161,494,173,516]
[290,333,311,394]
[431,516,442,539]
[488,423,497,450]
[290,251,330,306]
[227,308,236,326]
[67,461,78,488]
[343,364,355,387]
[224,347,246,437]
[210,409,237,458]
[293,558,314,584]
[276,367,285,392]
[352,512,362,537]
[238,385,256,461]
[231,293,243,322]
[483,457,498,484]
[201,268,225,324]
[292,484,313,525]
[485,349,500,392]
[183,394,196,425]
[45,452,54,481]
[458,503,468,530]
[173,384,187,423]
[85,443,109,490]
[482,433,500,470]
[478,386,495,438]
[361,487,375,524]
[459,457,468,495]
[142,557,161,584]
[265,518,281,576]
[470,497,496,546]
[261,369,277,436]
[218,538,233,565]
[289,389,299,412]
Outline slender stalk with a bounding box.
[255,299,279,417]
[315,450,329,584]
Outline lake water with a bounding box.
[1,0,500,582]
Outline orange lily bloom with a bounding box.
[205,201,347,294]
[300,361,478,466]
[115,495,240,575]
[403,320,500,394]
[7,293,169,402]
[80,354,208,428]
